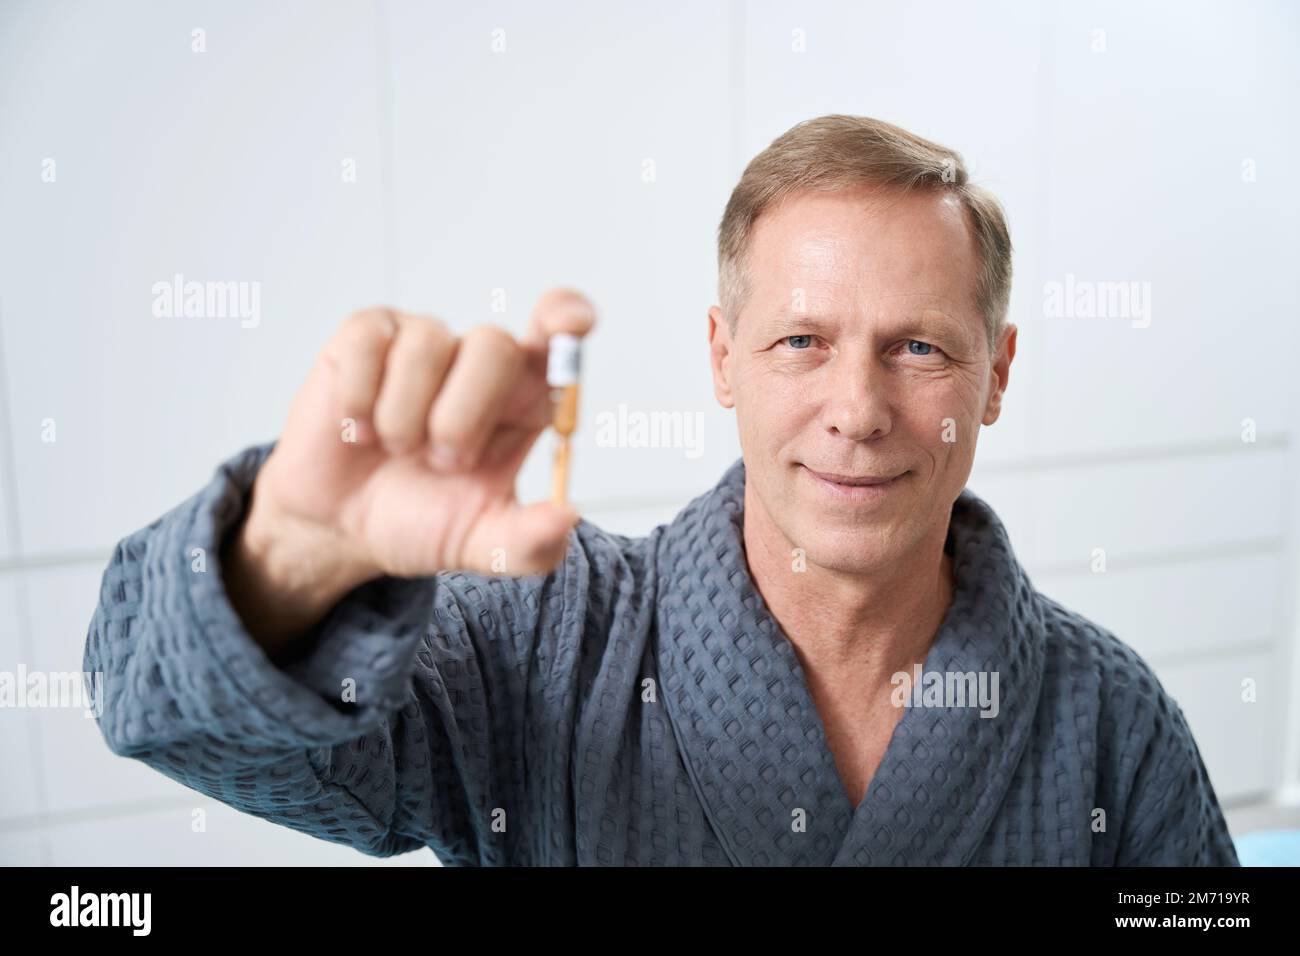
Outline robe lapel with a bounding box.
[831,487,1046,865]
[654,457,1045,867]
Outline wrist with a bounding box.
[224,495,379,653]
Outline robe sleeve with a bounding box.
[1114,695,1241,866]
[84,441,559,866]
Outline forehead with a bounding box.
[745,185,979,311]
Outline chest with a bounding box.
[809,686,909,809]
[549,669,1090,866]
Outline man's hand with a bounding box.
[222,288,596,651]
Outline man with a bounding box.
[85,114,1238,866]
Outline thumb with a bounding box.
[463,499,580,576]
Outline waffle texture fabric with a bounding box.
[85,442,1240,866]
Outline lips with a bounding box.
[799,465,908,505]
[803,467,906,487]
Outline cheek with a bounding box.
[913,374,984,425]
[735,364,807,434]
[899,379,983,461]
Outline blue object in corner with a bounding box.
[1234,830,1300,866]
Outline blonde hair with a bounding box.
[716,114,1012,353]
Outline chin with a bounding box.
[797,526,901,575]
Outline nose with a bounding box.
[822,352,894,442]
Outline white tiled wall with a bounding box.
[0,0,390,557]
[0,0,1296,864]
[0,579,43,822]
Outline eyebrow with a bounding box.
[764,310,839,333]
[765,306,968,340]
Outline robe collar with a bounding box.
[653,456,1046,866]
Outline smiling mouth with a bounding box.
[802,466,907,487]
[799,465,909,503]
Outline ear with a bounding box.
[981,323,1017,426]
[708,305,736,409]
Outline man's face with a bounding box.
[708,185,1016,575]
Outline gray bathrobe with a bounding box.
[85,443,1240,866]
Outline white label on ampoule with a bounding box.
[547,333,581,386]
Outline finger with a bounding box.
[521,288,598,373]
[324,307,397,443]
[427,324,523,471]
[477,411,553,475]
[461,499,580,576]
[372,313,456,454]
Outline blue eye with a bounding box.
[786,334,813,349]
[906,340,936,356]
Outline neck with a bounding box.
[741,478,956,690]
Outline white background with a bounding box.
[0,0,1297,865]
